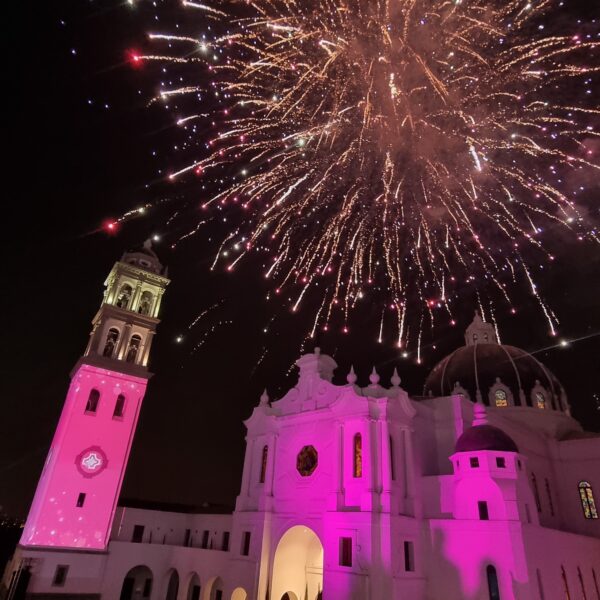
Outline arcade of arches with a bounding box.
[119,568,248,600]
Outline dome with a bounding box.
[121,240,164,275]
[424,313,566,412]
[455,424,519,453]
[455,403,519,453]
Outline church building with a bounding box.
[2,247,600,600]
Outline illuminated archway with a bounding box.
[272,526,323,600]
[231,588,247,600]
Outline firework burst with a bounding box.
[133,0,599,350]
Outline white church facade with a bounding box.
[2,247,600,600]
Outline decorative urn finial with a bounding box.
[369,366,380,385]
[347,365,357,385]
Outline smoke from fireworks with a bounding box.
[132,0,599,350]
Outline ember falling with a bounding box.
[130,0,599,358]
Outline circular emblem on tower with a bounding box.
[76,446,108,478]
[296,445,318,477]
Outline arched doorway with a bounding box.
[187,573,201,600]
[165,570,179,600]
[231,588,247,600]
[272,526,323,600]
[120,565,153,600]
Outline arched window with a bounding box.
[119,565,153,600]
[473,333,479,343]
[561,566,571,600]
[187,574,201,600]
[113,394,126,418]
[260,445,268,483]
[535,391,546,410]
[531,473,542,513]
[126,335,142,364]
[85,389,100,413]
[138,291,153,316]
[494,389,508,408]
[165,570,179,600]
[486,565,500,600]
[353,433,362,478]
[103,328,119,357]
[116,284,133,309]
[579,481,599,519]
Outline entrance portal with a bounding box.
[272,526,323,600]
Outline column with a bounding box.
[244,438,256,497]
[266,434,277,497]
[116,323,132,360]
[86,322,101,356]
[379,420,392,513]
[327,422,344,510]
[154,289,165,318]
[128,281,142,314]
[140,331,155,366]
[402,428,416,517]
[361,419,378,511]
[106,274,118,305]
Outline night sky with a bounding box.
[1,0,599,519]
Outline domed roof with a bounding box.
[456,424,519,453]
[121,240,164,275]
[455,404,519,453]
[424,313,566,412]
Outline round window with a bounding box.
[296,445,318,477]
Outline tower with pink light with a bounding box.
[20,242,169,550]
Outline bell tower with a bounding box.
[20,242,169,550]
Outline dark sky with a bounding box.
[1,0,599,519]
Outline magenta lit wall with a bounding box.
[21,364,148,550]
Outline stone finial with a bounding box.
[369,366,380,385]
[347,365,357,385]
[391,367,401,388]
[465,309,498,346]
[143,238,153,250]
[314,347,321,356]
[473,403,488,426]
[259,389,269,406]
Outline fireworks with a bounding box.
[133,0,599,350]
